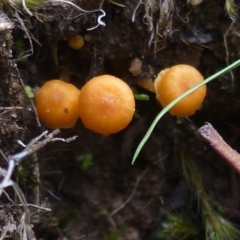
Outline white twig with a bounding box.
[0,130,78,196]
[50,136,79,143]
[21,0,33,15]
[0,161,15,195]
[17,140,26,148]
[0,107,22,116]
[0,107,22,110]
[20,203,52,212]
[0,130,77,239]
[3,190,51,211]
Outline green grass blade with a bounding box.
[132,59,240,165]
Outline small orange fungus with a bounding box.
[154,64,206,117]
[67,35,84,50]
[36,80,80,129]
[78,75,135,136]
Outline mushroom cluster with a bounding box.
[35,75,135,135]
[36,64,206,133]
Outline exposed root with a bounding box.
[132,0,143,22]
[143,0,154,47]
[132,0,176,53]
[110,167,149,217]
[108,0,125,8]
[4,0,107,32]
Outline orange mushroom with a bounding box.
[78,75,135,136]
[67,35,84,50]
[36,80,80,129]
[154,64,206,117]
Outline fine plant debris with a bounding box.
[1,0,240,239]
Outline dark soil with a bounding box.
[1,0,240,239]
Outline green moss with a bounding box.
[156,213,199,239]
[104,230,121,240]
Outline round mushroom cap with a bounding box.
[67,35,84,50]
[36,80,80,129]
[78,75,135,136]
[154,64,206,117]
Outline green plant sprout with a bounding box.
[80,153,94,171]
[134,93,150,101]
[24,86,34,98]
[132,58,240,164]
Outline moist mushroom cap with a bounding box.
[154,64,206,117]
[78,75,135,136]
[36,80,80,129]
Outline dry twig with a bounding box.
[0,129,77,196]
[198,122,240,174]
[0,130,77,239]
